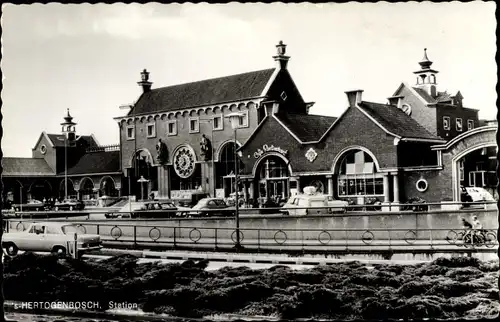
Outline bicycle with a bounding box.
[448,229,497,248]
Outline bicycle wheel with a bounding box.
[485,232,497,248]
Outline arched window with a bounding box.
[80,178,95,201]
[256,156,290,201]
[215,142,243,189]
[337,150,383,197]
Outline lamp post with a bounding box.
[56,136,68,200]
[137,176,149,201]
[199,119,216,197]
[225,112,245,250]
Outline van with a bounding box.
[280,186,348,216]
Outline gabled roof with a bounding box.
[2,158,54,177]
[357,101,443,141]
[412,87,435,103]
[276,113,337,142]
[129,68,275,116]
[46,134,98,148]
[63,150,121,175]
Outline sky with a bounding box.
[1,2,497,157]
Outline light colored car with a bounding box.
[2,222,102,257]
[465,187,495,202]
[280,187,349,216]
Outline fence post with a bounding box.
[173,227,177,248]
[214,228,218,250]
[258,229,261,252]
[133,226,137,248]
[73,232,78,259]
[96,224,100,235]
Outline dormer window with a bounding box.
[189,117,200,133]
[146,123,156,138]
[467,119,474,130]
[456,118,463,132]
[443,116,450,130]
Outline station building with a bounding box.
[115,41,496,207]
[2,111,122,207]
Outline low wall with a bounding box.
[8,209,497,243]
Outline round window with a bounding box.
[416,179,428,192]
[40,144,47,155]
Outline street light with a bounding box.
[225,111,245,250]
[199,119,216,197]
[56,136,68,200]
[137,176,149,201]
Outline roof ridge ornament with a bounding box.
[418,48,433,69]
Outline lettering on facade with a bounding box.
[253,144,288,159]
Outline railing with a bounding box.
[7,219,498,254]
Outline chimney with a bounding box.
[345,90,363,107]
[387,95,404,109]
[137,69,153,92]
[272,40,290,69]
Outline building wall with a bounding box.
[436,105,479,140]
[397,85,437,135]
[267,69,306,114]
[32,135,57,173]
[120,103,260,171]
[239,106,399,175]
[401,170,448,203]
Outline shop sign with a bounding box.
[254,144,288,159]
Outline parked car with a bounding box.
[465,187,495,202]
[2,222,102,258]
[11,199,51,212]
[189,198,232,217]
[280,187,348,216]
[54,199,85,211]
[131,201,179,218]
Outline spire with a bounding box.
[418,48,433,69]
[61,108,76,126]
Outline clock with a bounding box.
[173,146,196,178]
[401,104,412,116]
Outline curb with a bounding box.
[95,248,432,266]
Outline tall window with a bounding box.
[337,150,383,197]
[467,119,474,131]
[213,115,223,130]
[258,157,289,179]
[215,142,243,189]
[443,116,450,130]
[146,123,156,138]
[126,126,135,140]
[167,120,177,136]
[189,117,199,133]
[456,118,463,132]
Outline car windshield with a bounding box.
[193,199,208,209]
[214,199,226,206]
[61,225,79,234]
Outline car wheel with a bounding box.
[282,211,289,216]
[4,243,19,256]
[52,246,67,256]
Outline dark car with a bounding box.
[54,199,85,211]
[131,201,179,218]
[12,200,51,212]
[189,198,232,217]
